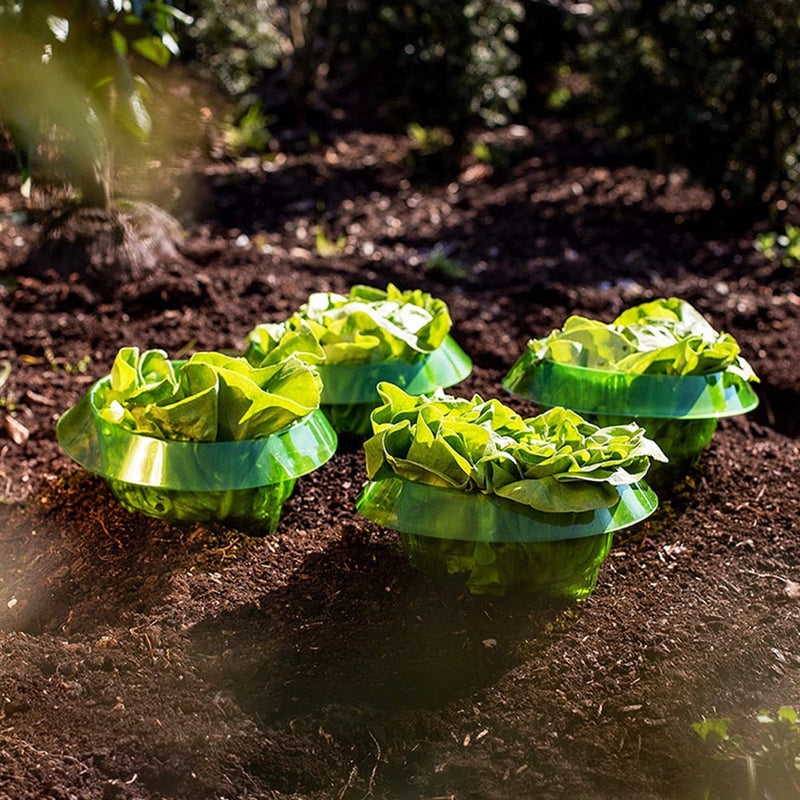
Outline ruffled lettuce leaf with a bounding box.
[244,318,326,368]
[246,283,452,368]
[364,384,666,514]
[527,298,758,381]
[95,346,321,443]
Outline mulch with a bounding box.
[0,114,799,800]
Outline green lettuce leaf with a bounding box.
[243,318,326,368]
[364,384,665,514]
[95,346,322,443]
[245,283,453,368]
[528,298,758,381]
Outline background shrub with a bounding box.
[170,0,800,216]
[179,0,287,96]
[336,0,525,132]
[578,0,800,213]
[180,0,526,136]
[0,0,188,206]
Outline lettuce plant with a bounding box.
[528,297,757,382]
[89,345,324,529]
[366,384,664,512]
[99,346,321,442]
[360,384,664,596]
[246,284,451,366]
[513,298,759,478]
[245,284,463,436]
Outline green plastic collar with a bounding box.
[318,335,472,405]
[502,351,759,420]
[57,374,337,491]
[356,475,657,543]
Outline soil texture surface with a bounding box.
[1,115,799,800]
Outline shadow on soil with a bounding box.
[0,472,259,635]
[190,537,576,722]
[752,382,800,438]
[182,159,397,236]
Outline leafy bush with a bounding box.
[179,0,339,107]
[578,0,800,213]
[0,0,189,206]
[335,0,525,131]
[181,1,525,134]
[512,0,578,111]
[178,0,288,96]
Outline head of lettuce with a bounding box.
[245,284,472,436]
[503,298,759,480]
[356,383,664,598]
[56,344,337,532]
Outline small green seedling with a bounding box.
[693,707,800,800]
[222,102,275,156]
[754,225,800,267]
[314,227,346,257]
[44,348,91,375]
[425,246,469,281]
[407,123,454,155]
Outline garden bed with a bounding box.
[1,117,799,799]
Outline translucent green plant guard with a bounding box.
[503,353,759,481]
[318,402,376,439]
[356,475,658,599]
[106,477,297,533]
[319,335,472,436]
[57,374,338,532]
[503,353,759,419]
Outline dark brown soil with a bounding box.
[1,114,800,800]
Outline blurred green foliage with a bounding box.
[755,224,800,267]
[222,101,275,155]
[179,0,288,96]
[179,0,526,135]
[693,707,800,800]
[179,1,800,214]
[425,245,469,281]
[0,0,189,206]
[314,226,345,256]
[338,0,525,132]
[6,0,798,217]
[577,0,800,214]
